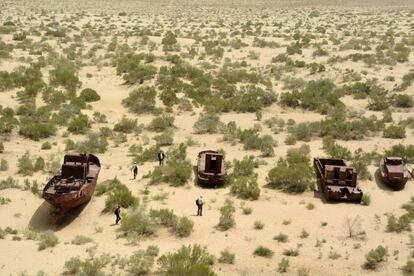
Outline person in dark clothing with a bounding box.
[131,162,138,180]
[158,150,165,166]
[196,196,204,216]
[114,204,122,224]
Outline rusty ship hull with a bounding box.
[42,153,101,214]
[379,157,409,191]
[197,150,227,187]
[314,158,363,203]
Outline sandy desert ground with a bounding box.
[1,0,414,275]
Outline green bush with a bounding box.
[383,124,406,138]
[361,193,371,206]
[71,235,93,245]
[0,158,8,171]
[158,244,215,276]
[385,144,414,163]
[403,260,414,276]
[322,136,352,160]
[102,183,139,213]
[393,94,413,108]
[0,177,20,189]
[0,140,3,153]
[122,86,157,114]
[49,58,80,92]
[193,113,223,134]
[386,214,411,233]
[260,135,275,157]
[266,145,314,193]
[75,133,108,153]
[18,153,35,176]
[41,141,51,150]
[278,258,290,273]
[273,233,288,243]
[148,114,174,132]
[283,248,299,256]
[19,121,56,141]
[364,246,388,270]
[114,116,138,133]
[127,246,159,275]
[217,199,236,231]
[232,155,256,177]
[96,178,122,196]
[38,231,59,250]
[67,114,91,134]
[148,143,192,186]
[218,249,235,264]
[229,175,260,200]
[173,216,194,238]
[154,129,174,146]
[79,88,100,102]
[63,254,111,275]
[133,144,161,163]
[253,246,273,258]
[120,208,156,239]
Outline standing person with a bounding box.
[131,162,138,180]
[196,196,204,216]
[158,150,165,166]
[114,204,122,225]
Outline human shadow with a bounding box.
[29,201,89,231]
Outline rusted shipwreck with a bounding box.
[379,157,410,191]
[314,158,363,203]
[197,150,227,187]
[42,152,101,214]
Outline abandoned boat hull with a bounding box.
[379,157,409,191]
[42,153,100,213]
[197,150,227,187]
[314,158,363,203]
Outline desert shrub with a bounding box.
[393,94,413,108]
[271,230,289,243]
[0,140,3,153]
[253,246,273,258]
[218,249,235,264]
[49,58,79,92]
[218,199,236,231]
[254,220,265,230]
[96,178,123,196]
[17,153,35,176]
[283,248,299,256]
[267,144,314,193]
[154,129,174,146]
[0,158,8,171]
[120,208,156,239]
[278,258,290,273]
[161,31,179,52]
[260,135,275,157]
[133,144,161,163]
[114,116,138,133]
[385,144,414,163]
[71,235,93,245]
[41,141,51,150]
[19,121,56,141]
[116,53,157,84]
[79,88,100,102]
[322,136,352,160]
[102,183,138,213]
[361,194,371,206]
[173,216,194,238]
[38,231,59,250]
[364,246,388,270]
[122,86,157,114]
[404,260,414,276]
[67,114,91,134]
[0,197,11,205]
[93,112,107,123]
[75,133,108,153]
[386,214,411,233]
[383,124,406,138]
[289,122,313,142]
[147,143,191,186]
[148,114,174,132]
[127,246,159,275]
[229,175,260,200]
[34,157,45,171]
[63,253,111,275]
[232,155,256,177]
[158,244,215,276]
[0,177,20,189]
[193,113,223,134]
